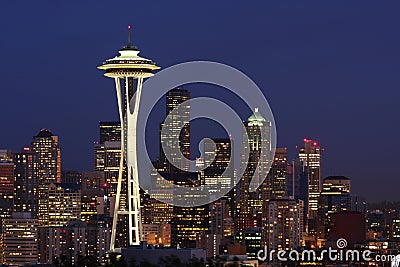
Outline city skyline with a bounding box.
[0,90,399,266]
[2,2,400,266]
[2,1,400,201]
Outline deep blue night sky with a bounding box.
[1,1,399,201]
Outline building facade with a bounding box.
[2,212,38,265]
[30,129,61,226]
[13,148,39,218]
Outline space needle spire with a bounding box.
[127,25,132,47]
[98,26,160,251]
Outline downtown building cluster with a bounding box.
[0,88,400,267]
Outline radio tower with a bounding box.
[98,26,160,250]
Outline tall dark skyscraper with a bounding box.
[160,88,190,174]
[203,138,234,192]
[298,138,322,234]
[237,108,272,231]
[30,129,62,226]
[171,177,209,249]
[270,148,287,199]
[95,122,127,248]
[318,176,352,238]
[99,121,121,144]
[13,148,39,218]
[154,88,211,248]
[94,141,123,199]
[203,137,235,235]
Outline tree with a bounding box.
[186,257,204,267]
[106,253,128,267]
[53,254,73,267]
[76,254,100,267]
[139,259,157,267]
[158,255,183,267]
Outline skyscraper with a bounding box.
[270,148,287,199]
[0,150,14,226]
[237,108,272,231]
[318,176,352,238]
[80,171,106,225]
[13,148,39,218]
[99,121,121,144]
[298,138,322,234]
[322,175,351,193]
[61,170,82,185]
[172,202,209,248]
[94,141,123,201]
[160,88,190,174]
[202,138,235,239]
[94,124,128,248]
[30,129,61,226]
[203,138,234,193]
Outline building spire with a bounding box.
[127,25,132,47]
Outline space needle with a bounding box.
[98,26,160,251]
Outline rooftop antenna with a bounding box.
[127,25,132,47]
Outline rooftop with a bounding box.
[36,128,54,138]
[324,175,350,181]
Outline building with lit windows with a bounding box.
[41,220,109,265]
[142,222,171,247]
[30,129,61,226]
[270,148,287,199]
[235,227,262,259]
[196,232,222,259]
[13,148,39,218]
[266,199,304,251]
[159,88,190,174]
[81,171,106,225]
[317,176,352,238]
[171,204,209,248]
[2,212,38,265]
[237,108,272,231]
[298,138,322,234]
[391,218,400,241]
[47,183,81,227]
[141,168,174,225]
[95,122,128,248]
[323,176,351,193]
[99,121,121,143]
[61,170,82,185]
[366,210,385,239]
[94,140,128,248]
[203,137,236,222]
[94,141,122,197]
[0,150,14,228]
[203,138,234,192]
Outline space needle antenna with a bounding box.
[127,25,132,47]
